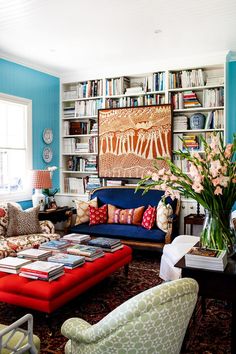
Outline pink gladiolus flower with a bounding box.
[224,144,233,158]
[152,173,159,181]
[192,182,204,193]
[214,186,223,195]
[209,160,222,178]
[158,168,166,176]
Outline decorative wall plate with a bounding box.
[43,147,53,163]
[43,128,53,144]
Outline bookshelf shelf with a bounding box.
[173,106,224,113]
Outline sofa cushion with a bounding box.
[74,198,98,225]
[89,205,108,225]
[141,206,156,230]
[70,223,166,243]
[107,204,144,225]
[0,202,22,237]
[6,204,41,237]
[156,200,173,232]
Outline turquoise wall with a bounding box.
[226,52,236,143]
[0,59,60,195]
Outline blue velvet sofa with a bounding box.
[70,186,180,251]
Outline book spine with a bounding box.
[20,267,49,275]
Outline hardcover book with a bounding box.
[0,257,32,269]
[47,253,85,267]
[39,240,69,250]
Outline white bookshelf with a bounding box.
[60,64,225,197]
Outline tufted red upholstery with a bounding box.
[0,245,132,313]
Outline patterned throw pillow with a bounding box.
[156,200,173,232]
[89,204,108,225]
[6,203,41,237]
[141,206,156,230]
[107,204,145,225]
[0,202,22,236]
[74,198,98,225]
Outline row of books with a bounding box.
[173,132,221,153]
[63,80,103,100]
[105,94,165,109]
[202,88,224,107]
[63,121,95,136]
[171,91,201,110]
[67,155,97,172]
[169,69,205,89]
[64,177,85,194]
[76,80,103,98]
[106,77,130,96]
[63,137,97,154]
[173,110,224,131]
[74,99,103,117]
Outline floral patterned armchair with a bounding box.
[61,278,198,354]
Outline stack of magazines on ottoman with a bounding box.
[88,238,123,252]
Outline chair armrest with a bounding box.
[39,220,55,234]
[61,318,91,342]
[0,314,38,353]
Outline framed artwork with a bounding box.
[98,104,172,178]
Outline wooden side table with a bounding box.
[184,213,205,235]
[38,206,74,233]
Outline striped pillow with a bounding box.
[107,204,144,225]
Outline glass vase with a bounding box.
[200,210,235,254]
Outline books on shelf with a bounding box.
[64,177,85,194]
[39,240,69,252]
[17,248,52,260]
[173,115,188,130]
[185,247,227,271]
[88,238,123,252]
[0,257,32,274]
[62,233,91,244]
[47,253,85,269]
[169,69,205,89]
[67,244,104,261]
[19,261,65,281]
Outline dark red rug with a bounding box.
[0,251,231,353]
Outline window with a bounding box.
[0,93,32,201]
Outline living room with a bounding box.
[0,0,236,353]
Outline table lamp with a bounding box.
[32,170,52,210]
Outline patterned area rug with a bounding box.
[0,251,231,353]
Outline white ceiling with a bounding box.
[1,0,236,78]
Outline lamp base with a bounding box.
[32,189,45,211]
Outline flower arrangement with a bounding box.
[137,133,236,252]
[43,166,59,197]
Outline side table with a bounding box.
[184,213,205,235]
[38,206,74,233]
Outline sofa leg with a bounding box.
[124,264,129,277]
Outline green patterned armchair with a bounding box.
[61,278,198,354]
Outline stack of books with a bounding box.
[17,248,52,260]
[47,253,85,269]
[0,257,32,274]
[173,116,188,131]
[185,247,227,271]
[183,91,201,108]
[88,238,123,252]
[182,134,200,150]
[19,261,65,281]
[63,233,91,244]
[67,244,104,261]
[39,240,69,253]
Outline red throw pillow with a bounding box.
[89,204,108,225]
[141,206,156,230]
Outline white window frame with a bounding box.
[0,93,32,202]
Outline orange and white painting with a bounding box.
[98,105,172,178]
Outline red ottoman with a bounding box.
[0,245,132,313]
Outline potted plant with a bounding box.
[137,134,236,253]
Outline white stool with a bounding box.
[160,235,199,281]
